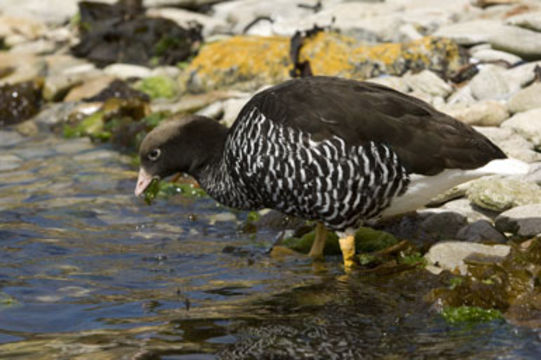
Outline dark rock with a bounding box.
[0,81,42,126]
[456,220,508,244]
[84,79,150,102]
[495,204,541,237]
[71,1,202,67]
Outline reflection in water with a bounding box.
[0,132,540,359]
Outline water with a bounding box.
[0,130,540,359]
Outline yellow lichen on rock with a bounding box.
[186,35,291,92]
[184,33,468,92]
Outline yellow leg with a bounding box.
[308,222,327,260]
[339,235,356,270]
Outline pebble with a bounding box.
[425,241,510,275]
[470,48,522,65]
[366,76,410,93]
[474,126,541,163]
[506,11,541,32]
[146,7,228,37]
[466,177,541,212]
[507,82,541,114]
[470,65,510,100]
[0,130,25,147]
[403,70,453,98]
[442,100,508,126]
[456,219,508,244]
[501,108,541,147]
[495,204,541,237]
[103,64,152,80]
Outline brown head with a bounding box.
[134,115,228,196]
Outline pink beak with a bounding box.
[134,167,155,196]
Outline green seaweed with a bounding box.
[135,76,178,100]
[442,306,503,324]
[399,252,427,267]
[144,179,207,205]
[355,227,399,252]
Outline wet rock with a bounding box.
[425,241,510,275]
[0,130,24,147]
[506,11,541,32]
[15,120,39,137]
[146,7,227,37]
[456,220,508,244]
[186,34,468,92]
[403,70,453,98]
[0,154,22,171]
[71,1,202,67]
[83,79,150,102]
[439,198,492,223]
[419,211,468,240]
[467,177,541,212]
[470,48,522,65]
[474,126,541,163]
[470,65,510,100]
[442,100,508,126]
[501,108,541,148]
[507,82,541,114]
[0,81,42,125]
[103,64,152,79]
[495,204,541,237]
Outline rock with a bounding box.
[474,126,541,163]
[501,108,541,148]
[0,53,46,86]
[507,83,541,114]
[470,65,510,100]
[438,198,492,223]
[403,70,453,98]
[466,177,541,212]
[503,61,541,91]
[425,241,510,275]
[0,154,22,171]
[419,211,468,241]
[434,19,500,45]
[470,48,522,65]
[220,96,251,127]
[506,11,541,32]
[83,79,150,102]
[0,0,83,24]
[103,64,152,80]
[0,15,46,45]
[0,130,24,147]
[43,56,100,101]
[10,39,57,55]
[0,81,42,125]
[64,75,116,102]
[15,120,39,137]
[495,204,541,237]
[146,7,227,37]
[435,20,541,59]
[456,220,508,243]
[366,76,410,93]
[196,101,224,119]
[71,1,202,67]
[442,100,508,126]
[446,85,476,105]
[185,34,468,92]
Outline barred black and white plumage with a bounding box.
[135,76,528,268]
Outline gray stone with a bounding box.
[506,11,541,33]
[439,198,492,223]
[507,82,541,114]
[470,65,510,100]
[403,70,453,98]
[442,100,508,126]
[0,130,24,147]
[15,120,39,137]
[0,0,92,24]
[146,7,228,37]
[456,220,507,243]
[501,108,541,147]
[434,20,500,45]
[470,48,522,65]
[474,126,541,163]
[0,154,22,171]
[466,177,541,212]
[419,211,468,240]
[425,241,510,275]
[503,61,541,91]
[446,85,476,105]
[495,204,541,237]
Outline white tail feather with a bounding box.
[380,158,530,217]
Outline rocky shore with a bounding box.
[2,0,541,327]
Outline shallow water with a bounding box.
[0,131,540,359]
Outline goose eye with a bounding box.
[148,148,161,161]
